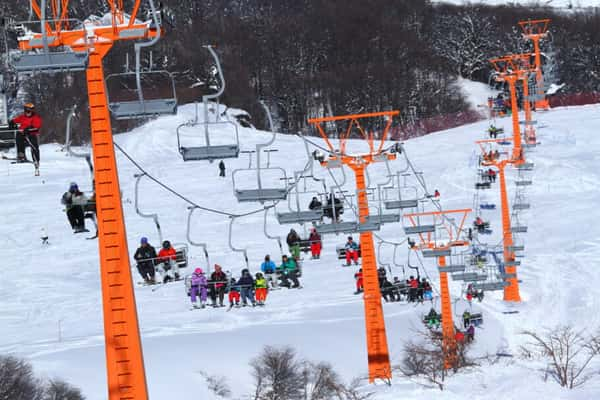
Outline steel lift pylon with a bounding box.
[519,19,552,111]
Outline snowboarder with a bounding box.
[286,229,301,260]
[134,237,157,284]
[344,236,359,266]
[278,255,300,288]
[11,102,42,170]
[218,160,226,177]
[308,227,322,259]
[260,255,278,289]
[254,272,268,305]
[190,268,208,308]
[228,277,241,308]
[236,269,256,306]
[354,268,363,294]
[61,182,88,233]
[210,264,228,307]
[156,240,180,283]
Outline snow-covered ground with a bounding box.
[1,102,600,399]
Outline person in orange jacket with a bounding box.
[157,240,180,282]
[354,268,363,294]
[11,102,42,165]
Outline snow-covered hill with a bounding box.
[1,102,599,399]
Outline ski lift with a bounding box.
[511,225,528,233]
[422,248,452,258]
[276,173,324,224]
[516,162,534,171]
[228,216,249,268]
[106,1,177,119]
[8,14,89,73]
[471,281,508,291]
[451,272,487,282]
[515,180,532,186]
[264,207,284,255]
[176,45,240,161]
[186,206,211,272]
[232,101,287,203]
[383,172,419,210]
[402,211,436,235]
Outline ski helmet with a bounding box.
[195,268,203,274]
[140,237,148,244]
[162,240,170,249]
[23,102,35,111]
[69,182,78,191]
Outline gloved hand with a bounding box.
[23,127,33,134]
[8,120,17,130]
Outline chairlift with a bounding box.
[107,1,177,119]
[8,15,89,73]
[264,207,284,255]
[228,216,249,268]
[176,46,240,161]
[475,181,491,190]
[186,206,211,272]
[422,248,452,258]
[276,173,324,224]
[511,225,528,233]
[438,264,466,273]
[471,281,508,291]
[383,172,419,210]
[506,245,525,252]
[452,272,487,282]
[232,101,288,203]
[515,180,532,186]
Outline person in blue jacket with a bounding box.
[261,254,278,289]
[236,268,256,306]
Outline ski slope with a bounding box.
[1,102,599,399]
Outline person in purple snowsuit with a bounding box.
[190,268,208,308]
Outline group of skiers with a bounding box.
[187,253,304,309]
[354,267,433,303]
[134,238,181,284]
[309,194,343,221]
[286,227,322,260]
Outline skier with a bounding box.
[308,227,322,259]
[466,324,475,342]
[433,189,440,198]
[236,269,256,306]
[10,102,42,170]
[422,279,433,301]
[190,268,208,309]
[134,237,157,284]
[425,307,440,329]
[218,160,226,177]
[354,268,363,294]
[286,229,301,260]
[228,277,241,308]
[156,240,180,283]
[462,310,471,329]
[260,255,278,289]
[308,196,322,211]
[210,264,228,307]
[61,182,88,233]
[408,275,419,302]
[278,255,301,288]
[474,217,486,233]
[254,272,268,305]
[344,236,359,266]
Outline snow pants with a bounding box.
[190,285,207,304]
[355,277,363,292]
[228,291,240,305]
[240,287,255,305]
[310,242,321,258]
[66,206,85,229]
[157,259,180,282]
[346,250,359,265]
[137,262,155,281]
[16,132,39,163]
[255,288,268,303]
[265,272,278,289]
[289,244,301,259]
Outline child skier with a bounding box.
[228,277,241,308]
[190,268,208,309]
[254,272,268,306]
[354,268,363,294]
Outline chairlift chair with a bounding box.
[8,17,89,73]
[471,281,508,291]
[276,178,324,224]
[422,248,452,258]
[383,174,419,210]
[438,264,466,273]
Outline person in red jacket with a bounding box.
[11,103,42,165]
[354,268,363,294]
[309,227,322,259]
[157,240,180,282]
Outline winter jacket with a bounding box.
[191,272,207,287]
[309,231,321,244]
[236,274,254,289]
[279,259,297,273]
[61,191,88,208]
[409,279,419,289]
[286,231,301,246]
[255,278,267,289]
[261,260,277,274]
[345,241,359,251]
[158,247,177,261]
[12,112,42,135]
[229,279,240,293]
[308,198,322,210]
[211,270,228,289]
[134,245,157,267]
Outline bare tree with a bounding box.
[198,371,231,398]
[251,346,304,400]
[42,378,84,400]
[521,326,600,389]
[0,355,43,400]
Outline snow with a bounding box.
[456,76,499,114]
[1,102,600,399]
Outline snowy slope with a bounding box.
[1,102,600,399]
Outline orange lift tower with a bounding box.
[11,1,163,399]
[308,111,398,382]
[519,19,551,111]
[476,138,522,302]
[489,55,533,160]
[403,209,471,368]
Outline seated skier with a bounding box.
[61,182,88,233]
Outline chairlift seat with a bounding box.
[180,145,240,161]
[11,51,89,72]
[502,273,517,280]
[451,272,483,281]
[511,226,528,233]
[506,245,525,252]
[235,188,288,202]
[475,182,491,189]
[513,203,530,210]
[174,245,188,268]
[505,260,521,267]
[515,180,532,186]
[480,203,496,210]
[471,281,507,291]
[465,312,484,327]
[357,221,381,233]
[109,98,177,120]
[316,222,358,235]
[422,249,451,258]
[498,141,512,146]
[276,210,323,224]
[384,199,418,209]
[519,120,537,125]
[0,126,16,149]
[516,162,534,170]
[438,264,465,273]
[336,245,362,259]
[403,225,436,235]
[366,214,400,225]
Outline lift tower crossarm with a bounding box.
[519,19,551,110]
